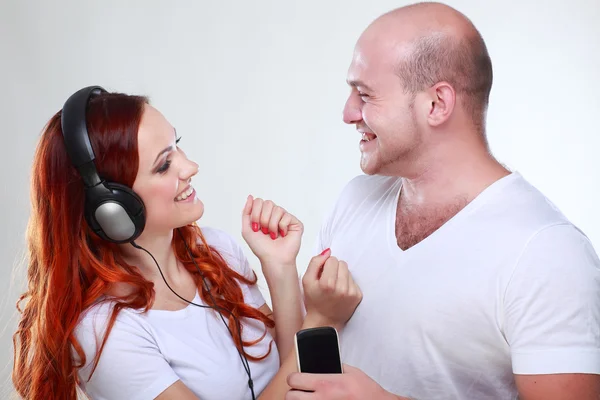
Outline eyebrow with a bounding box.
[347,79,374,92]
[152,128,178,167]
[152,146,173,167]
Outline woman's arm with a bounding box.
[240,195,306,362]
[259,263,303,362]
[155,381,200,400]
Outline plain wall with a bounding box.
[1,0,598,395]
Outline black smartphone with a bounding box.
[294,326,343,374]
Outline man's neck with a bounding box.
[391,142,509,250]
[398,141,510,209]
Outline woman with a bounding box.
[12,86,362,400]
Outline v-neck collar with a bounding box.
[386,172,521,261]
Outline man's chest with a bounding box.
[394,200,466,251]
[328,224,510,348]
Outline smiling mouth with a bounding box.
[361,132,377,142]
[175,185,194,201]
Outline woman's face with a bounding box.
[132,104,203,235]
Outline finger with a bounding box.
[304,249,332,282]
[260,200,274,234]
[268,205,285,239]
[335,260,350,295]
[286,372,320,392]
[319,257,339,291]
[347,271,362,300]
[242,195,253,226]
[250,198,263,232]
[278,212,292,237]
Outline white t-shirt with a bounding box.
[74,227,279,400]
[317,172,600,400]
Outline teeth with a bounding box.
[175,185,194,201]
[361,132,376,142]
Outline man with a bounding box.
[286,2,600,399]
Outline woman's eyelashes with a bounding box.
[156,137,181,174]
[156,159,171,174]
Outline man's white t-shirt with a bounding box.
[317,172,600,400]
[74,227,279,400]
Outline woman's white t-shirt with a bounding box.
[74,227,279,400]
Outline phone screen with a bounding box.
[295,327,343,374]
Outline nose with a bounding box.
[180,158,199,181]
[342,92,363,125]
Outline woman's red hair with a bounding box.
[12,92,274,400]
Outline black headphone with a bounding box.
[61,85,146,243]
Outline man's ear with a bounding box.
[425,82,456,127]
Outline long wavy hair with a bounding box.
[12,91,274,400]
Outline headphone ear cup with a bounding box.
[84,182,146,243]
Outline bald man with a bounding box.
[286,2,600,400]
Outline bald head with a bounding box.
[360,2,493,134]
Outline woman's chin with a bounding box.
[183,203,204,225]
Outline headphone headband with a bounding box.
[61,85,106,187]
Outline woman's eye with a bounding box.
[157,160,171,174]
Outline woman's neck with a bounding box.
[119,230,179,282]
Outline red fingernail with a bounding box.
[261,226,268,234]
[252,223,259,232]
[270,232,276,240]
[279,228,285,237]
[320,248,330,256]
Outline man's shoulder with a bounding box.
[491,172,572,230]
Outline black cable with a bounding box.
[130,229,256,400]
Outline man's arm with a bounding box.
[515,374,600,400]
[505,224,600,399]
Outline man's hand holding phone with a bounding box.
[286,364,406,400]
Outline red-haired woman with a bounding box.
[12,87,362,400]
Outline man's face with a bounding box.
[342,37,423,176]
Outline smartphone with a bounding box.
[294,326,343,374]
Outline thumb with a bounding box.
[305,248,331,280]
[242,195,253,225]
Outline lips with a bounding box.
[175,185,194,201]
